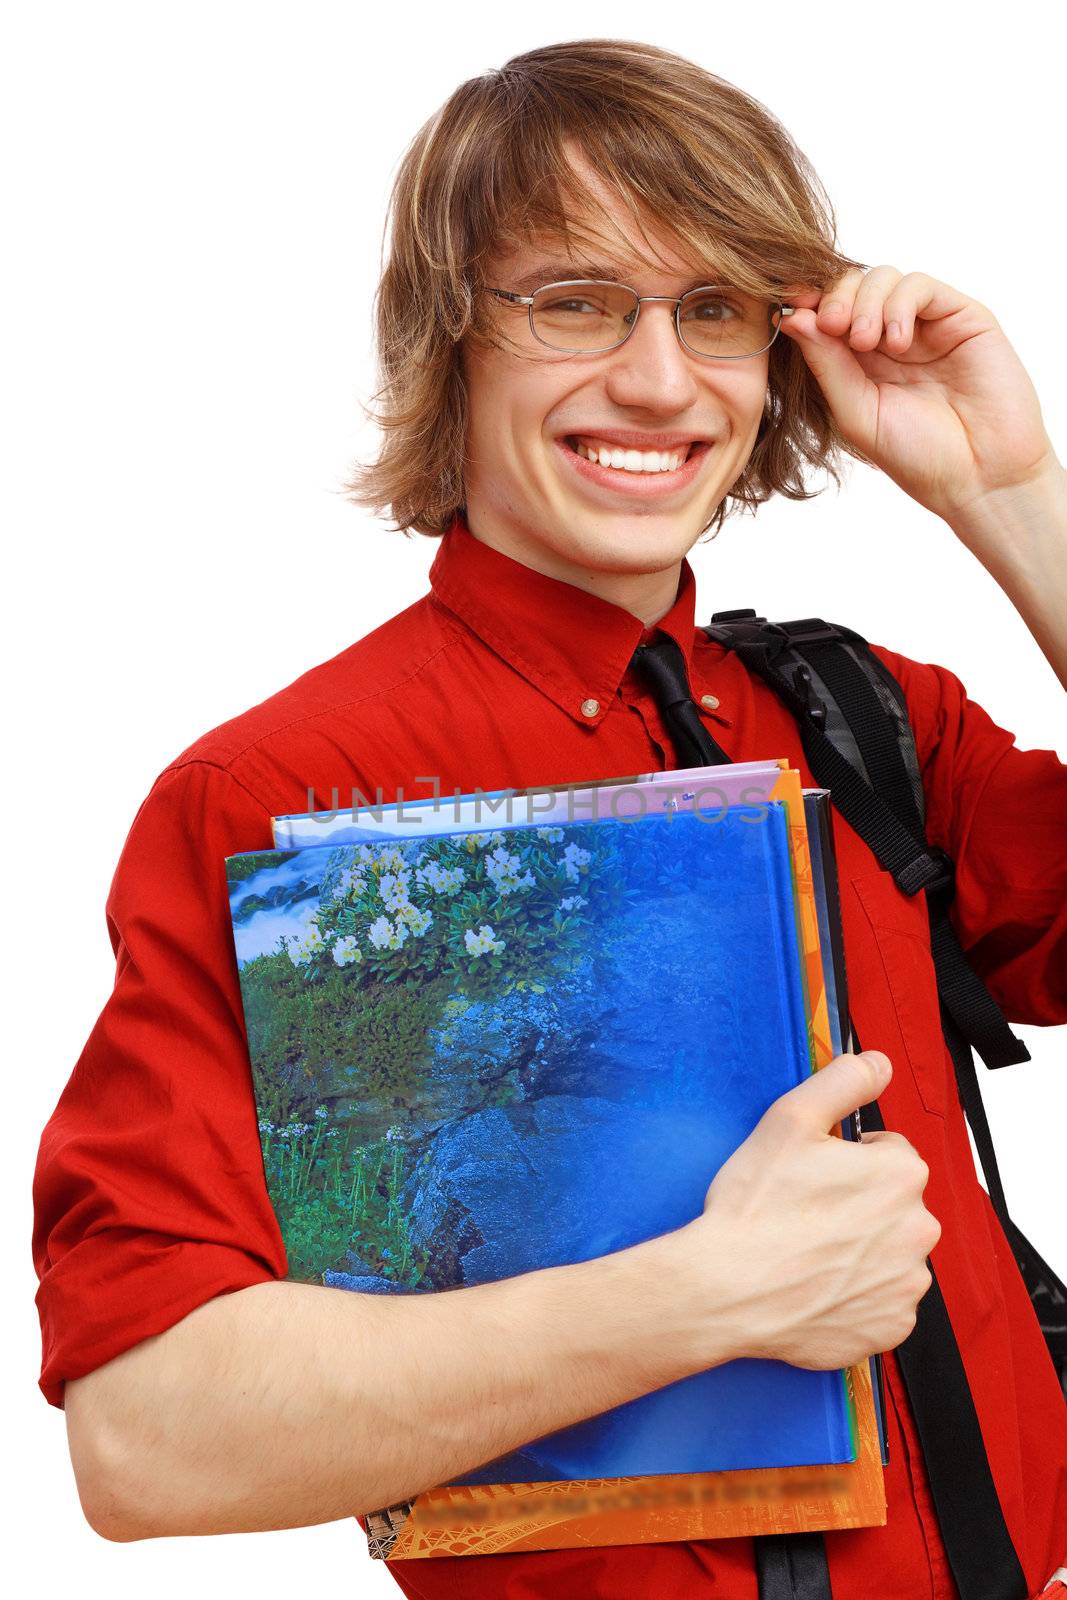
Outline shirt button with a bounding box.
[580,697,600,718]
[700,693,720,710]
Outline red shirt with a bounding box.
[33,512,1067,1597]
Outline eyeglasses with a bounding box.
[485,279,795,360]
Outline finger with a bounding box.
[769,1050,893,1137]
[776,308,877,446]
[780,267,866,319]
[882,271,975,351]
[847,265,904,350]
[814,268,868,333]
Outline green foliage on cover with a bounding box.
[237,826,630,1288]
[226,849,298,884]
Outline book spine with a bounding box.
[762,803,815,1087]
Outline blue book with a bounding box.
[226,799,859,1483]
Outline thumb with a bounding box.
[779,308,876,454]
[769,1050,892,1137]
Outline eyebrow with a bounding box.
[508,260,725,294]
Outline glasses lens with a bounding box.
[679,288,780,358]
[530,281,638,351]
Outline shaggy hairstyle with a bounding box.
[345,39,871,540]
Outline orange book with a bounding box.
[362,1358,883,1558]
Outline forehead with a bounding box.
[490,142,720,291]
[502,253,724,294]
[492,227,721,294]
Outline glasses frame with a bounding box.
[485,279,796,360]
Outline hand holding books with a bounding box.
[690,1048,943,1371]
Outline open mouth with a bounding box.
[562,436,709,475]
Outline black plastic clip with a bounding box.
[897,845,956,900]
[791,662,827,730]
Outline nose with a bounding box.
[603,299,702,414]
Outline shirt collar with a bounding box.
[428,511,701,726]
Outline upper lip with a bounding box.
[561,428,715,451]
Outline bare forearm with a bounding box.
[945,455,1067,691]
[67,1226,719,1540]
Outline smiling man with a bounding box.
[35,37,1067,1600]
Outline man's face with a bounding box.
[460,164,772,590]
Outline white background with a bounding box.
[5,3,1065,1594]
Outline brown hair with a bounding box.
[344,39,870,540]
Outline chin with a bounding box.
[556,518,699,573]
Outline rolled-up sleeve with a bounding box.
[32,759,288,1409]
[871,644,1067,1025]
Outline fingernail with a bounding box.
[852,315,871,333]
[888,320,903,342]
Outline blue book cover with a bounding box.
[270,771,888,1468]
[226,801,856,1480]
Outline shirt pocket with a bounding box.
[848,870,950,1120]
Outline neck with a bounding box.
[462,516,684,628]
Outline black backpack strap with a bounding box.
[852,1049,1030,1600]
[706,612,1067,1389]
[795,621,1067,1398]
[709,613,1042,1598]
[703,613,1029,1072]
[785,623,925,834]
[754,1531,832,1600]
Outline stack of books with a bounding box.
[224,760,888,1562]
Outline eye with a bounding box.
[541,296,608,315]
[681,292,741,324]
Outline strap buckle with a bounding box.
[924,845,955,897]
[790,663,827,730]
[776,618,844,647]
[897,844,955,900]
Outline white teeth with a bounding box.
[573,438,690,473]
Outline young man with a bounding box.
[35,39,1066,1600]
